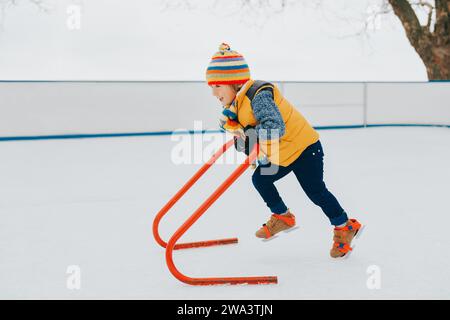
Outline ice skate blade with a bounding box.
[261,226,298,242]
[283,226,299,233]
[262,235,279,242]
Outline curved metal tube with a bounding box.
[164,142,278,286]
[152,139,238,250]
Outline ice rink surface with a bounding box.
[1,127,449,299]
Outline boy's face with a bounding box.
[210,84,236,107]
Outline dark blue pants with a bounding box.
[251,140,348,226]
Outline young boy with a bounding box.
[206,43,362,258]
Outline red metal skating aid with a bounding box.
[152,139,278,286]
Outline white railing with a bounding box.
[0,81,448,138]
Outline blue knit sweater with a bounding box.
[251,90,285,141]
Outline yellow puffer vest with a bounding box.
[234,80,319,167]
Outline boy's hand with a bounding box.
[233,135,246,153]
[234,135,259,169]
[233,126,258,156]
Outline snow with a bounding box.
[0,126,449,299]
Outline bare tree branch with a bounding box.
[434,0,449,42]
[410,0,435,30]
[388,0,424,44]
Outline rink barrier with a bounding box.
[0,123,449,142]
[154,139,278,286]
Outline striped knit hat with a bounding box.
[206,43,251,85]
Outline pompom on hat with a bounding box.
[206,43,251,85]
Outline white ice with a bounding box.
[1,127,449,299]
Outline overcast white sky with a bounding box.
[0,0,429,81]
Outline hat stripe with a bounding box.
[206,73,250,80]
[211,58,245,63]
[208,60,248,67]
[212,55,243,60]
[208,79,249,85]
[207,69,250,74]
[207,64,249,71]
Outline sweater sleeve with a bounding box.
[250,90,286,141]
